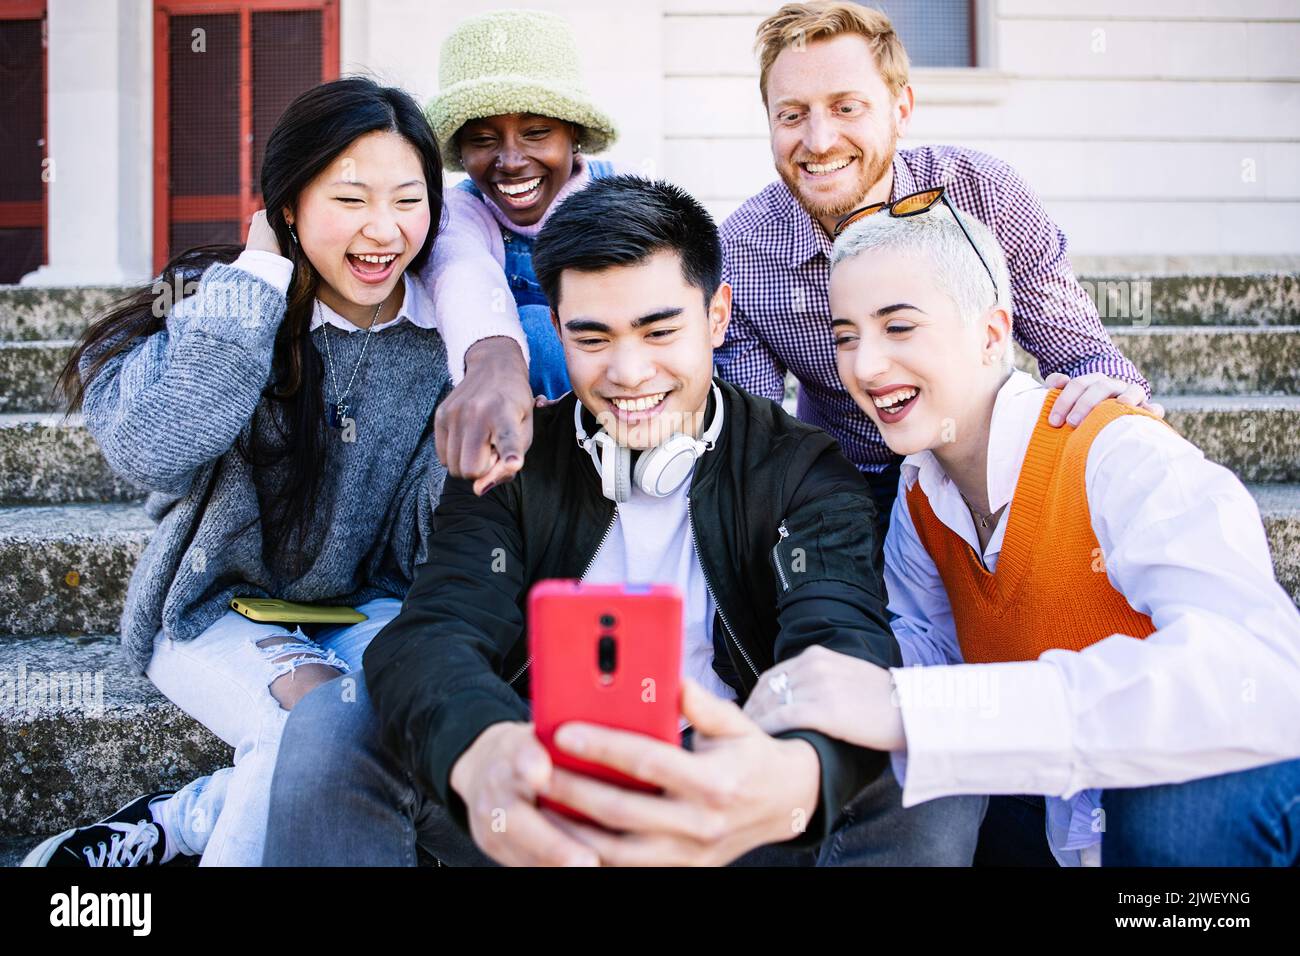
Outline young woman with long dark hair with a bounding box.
[23,76,531,867]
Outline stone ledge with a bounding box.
[0,287,131,342]
[0,413,145,506]
[4,275,1296,337]
[1013,325,1300,396]
[0,340,76,413]
[0,503,152,635]
[0,635,230,838]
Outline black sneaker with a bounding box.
[21,792,177,867]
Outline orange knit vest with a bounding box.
[905,390,1160,664]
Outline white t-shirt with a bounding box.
[582,471,735,709]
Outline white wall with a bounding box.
[26,0,1300,285]
[340,0,666,179]
[659,0,1300,266]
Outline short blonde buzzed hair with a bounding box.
[831,204,1016,371]
[756,1,911,104]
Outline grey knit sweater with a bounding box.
[80,263,450,671]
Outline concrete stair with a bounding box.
[0,488,1294,640]
[0,503,151,635]
[0,636,232,840]
[0,414,144,504]
[0,274,1297,859]
[1106,327,1299,396]
[0,287,129,342]
[1090,273,1299,327]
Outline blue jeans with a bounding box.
[976,760,1300,866]
[144,597,402,866]
[263,671,987,866]
[520,303,570,400]
[1101,760,1300,866]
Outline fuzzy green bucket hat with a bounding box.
[429,9,619,172]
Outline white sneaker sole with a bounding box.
[19,792,174,867]
[20,827,79,867]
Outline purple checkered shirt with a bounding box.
[715,145,1149,472]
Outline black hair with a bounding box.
[531,175,722,309]
[57,76,443,573]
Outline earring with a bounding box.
[288,223,299,245]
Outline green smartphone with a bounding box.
[230,597,368,625]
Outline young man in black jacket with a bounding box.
[263,176,985,866]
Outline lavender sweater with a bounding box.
[435,154,630,293]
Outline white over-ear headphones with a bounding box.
[574,383,725,503]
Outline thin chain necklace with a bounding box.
[959,491,1006,531]
[317,297,383,427]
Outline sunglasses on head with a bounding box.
[833,186,998,300]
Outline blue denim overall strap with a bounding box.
[454,161,615,306]
[456,161,616,398]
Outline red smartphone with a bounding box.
[528,579,682,823]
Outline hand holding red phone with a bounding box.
[448,721,599,867]
[540,678,822,866]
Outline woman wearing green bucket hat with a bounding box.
[429,8,622,400]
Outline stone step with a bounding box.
[0,503,151,636]
[1010,325,1300,397]
[1161,395,1300,484]
[0,634,230,840]
[0,413,144,506]
[992,378,1299,483]
[3,327,1297,419]
[1109,326,1299,396]
[1,475,1296,640]
[2,369,1289,509]
[1253,483,1300,607]
[0,339,75,413]
[2,275,1295,341]
[1088,273,1299,327]
[0,286,130,342]
[0,836,37,867]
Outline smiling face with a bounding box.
[458,113,578,228]
[555,249,730,451]
[829,247,1010,458]
[765,34,912,234]
[287,130,430,325]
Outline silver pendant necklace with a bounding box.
[317,298,383,427]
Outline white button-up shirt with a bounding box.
[232,249,437,335]
[231,241,528,380]
[885,369,1300,865]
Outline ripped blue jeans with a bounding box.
[144,597,402,866]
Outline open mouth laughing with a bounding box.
[346,251,400,285]
[799,155,856,179]
[606,389,671,423]
[867,384,921,424]
[494,176,546,209]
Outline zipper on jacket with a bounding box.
[773,521,792,592]
[687,496,759,681]
[506,508,619,686]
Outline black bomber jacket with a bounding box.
[363,378,902,848]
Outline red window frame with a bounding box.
[152,0,338,273]
[0,0,49,268]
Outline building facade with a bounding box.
[2,0,1298,286]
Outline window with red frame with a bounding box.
[0,1,47,284]
[153,0,338,273]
